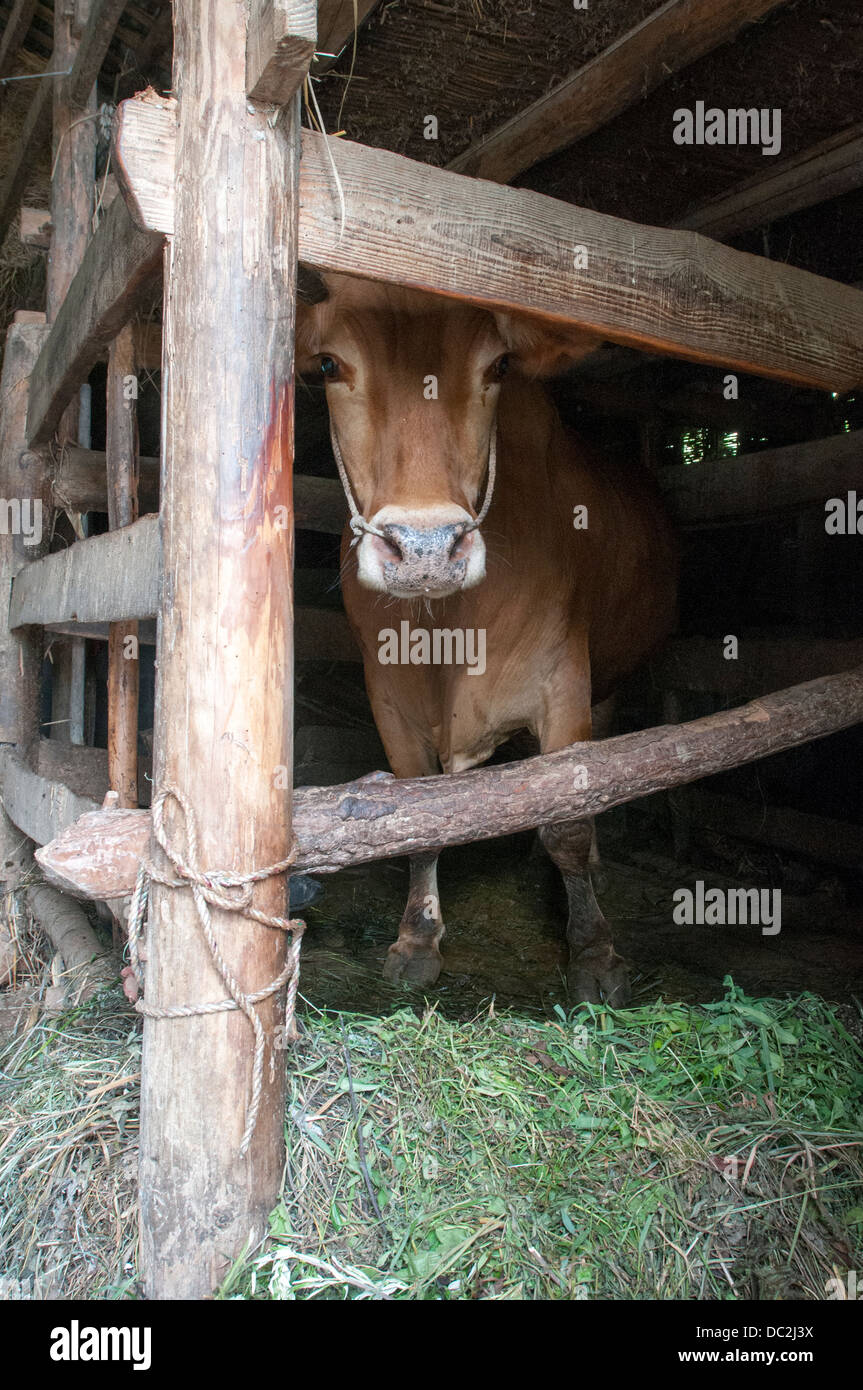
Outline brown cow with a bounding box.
[297,273,676,1003]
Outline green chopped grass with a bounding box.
[1,980,861,1300]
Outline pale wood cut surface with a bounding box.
[246,0,316,103]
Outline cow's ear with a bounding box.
[494,312,602,378]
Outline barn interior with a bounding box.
[1,0,862,1020]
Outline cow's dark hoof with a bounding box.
[567,952,630,1008]
[382,942,442,987]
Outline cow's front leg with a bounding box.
[382,851,444,986]
[539,817,630,1006]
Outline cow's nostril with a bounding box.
[376,530,404,564]
[449,528,474,563]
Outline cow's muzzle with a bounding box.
[355,508,487,598]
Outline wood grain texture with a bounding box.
[139,0,300,1300]
[661,430,863,523]
[52,446,159,513]
[246,0,316,104]
[447,0,790,183]
[106,324,140,808]
[33,664,863,897]
[9,514,159,627]
[27,193,163,445]
[111,98,863,390]
[68,0,129,106]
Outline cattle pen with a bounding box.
[0,0,861,1309]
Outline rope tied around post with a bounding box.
[127,786,305,1157]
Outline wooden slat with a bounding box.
[0,73,52,245]
[9,514,159,628]
[661,430,863,523]
[0,0,39,77]
[246,0,316,103]
[677,122,863,240]
[52,446,159,513]
[313,0,378,71]
[0,747,99,849]
[651,637,863,697]
[685,788,863,871]
[447,0,790,184]
[68,0,129,105]
[27,193,163,445]
[111,99,863,391]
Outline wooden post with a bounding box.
[106,326,139,808]
[47,0,98,747]
[0,319,51,879]
[139,1,300,1298]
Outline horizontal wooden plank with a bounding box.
[9,515,159,627]
[685,787,863,870]
[447,0,789,184]
[661,430,863,523]
[112,98,863,390]
[0,747,99,848]
[313,0,378,71]
[27,193,163,445]
[677,122,863,241]
[246,0,316,104]
[651,636,863,696]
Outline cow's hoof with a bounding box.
[567,952,630,1008]
[382,942,442,987]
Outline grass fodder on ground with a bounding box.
[235,981,863,1300]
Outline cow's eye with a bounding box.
[493,354,509,379]
[320,356,339,379]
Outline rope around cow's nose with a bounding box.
[329,417,498,547]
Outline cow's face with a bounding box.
[297,275,510,599]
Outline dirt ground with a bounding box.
[297,796,863,1023]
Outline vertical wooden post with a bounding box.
[47,0,97,746]
[0,318,51,877]
[139,0,299,1298]
[106,325,139,807]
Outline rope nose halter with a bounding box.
[329,416,498,548]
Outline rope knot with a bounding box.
[127,786,305,1156]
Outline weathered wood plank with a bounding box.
[0,0,39,78]
[651,637,863,697]
[685,788,863,871]
[52,445,159,513]
[447,0,790,184]
[68,0,129,106]
[106,323,140,807]
[9,514,159,627]
[27,193,163,445]
[313,0,377,71]
[33,664,863,895]
[246,0,315,104]
[0,747,99,849]
[661,430,863,523]
[0,74,52,246]
[112,97,863,390]
[677,122,863,241]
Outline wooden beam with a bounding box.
[685,788,863,872]
[0,747,98,851]
[0,0,39,78]
[246,0,316,104]
[9,514,159,628]
[33,664,863,896]
[112,98,863,390]
[0,72,52,246]
[661,430,863,524]
[27,193,163,445]
[677,122,863,241]
[68,0,128,106]
[312,0,378,72]
[52,445,159,513]
[140,0,300,1300]
[651,637,863,697]
[447,0,790,184]
[106,324,140,808]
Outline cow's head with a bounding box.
[296,271,599,600]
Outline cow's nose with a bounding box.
[380,522,467,565]
[372,521,475,596]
